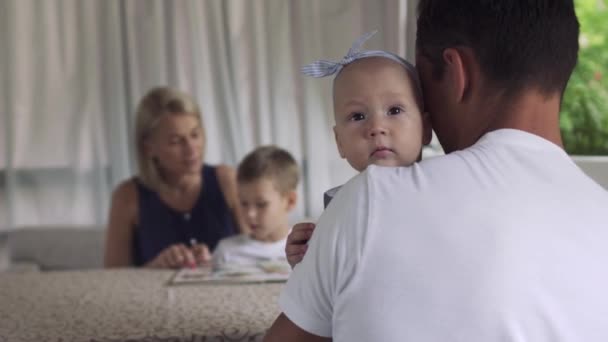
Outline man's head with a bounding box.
[237,146,299,242]
[333,57,432,172]
[416,0,579,153]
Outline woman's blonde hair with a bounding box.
[134,86,205,192]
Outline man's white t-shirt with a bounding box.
[213,234,287,266]
[279,129,608,341]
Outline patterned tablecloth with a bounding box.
[0,269,283,342]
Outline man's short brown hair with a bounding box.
[237,145,299,193]
[416,0,579,97]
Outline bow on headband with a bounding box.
[301,30,415,78]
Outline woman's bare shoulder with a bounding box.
[113,178,138,200]
[215,164,236,179]
[110,178,139,219]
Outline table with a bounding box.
[0,269,283,341]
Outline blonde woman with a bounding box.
[104,87,245,268]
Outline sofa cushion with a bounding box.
[8,226,105,270]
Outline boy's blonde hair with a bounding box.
[135,86,205,192]
[237,146,299,194]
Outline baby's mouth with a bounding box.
[371,147,395,158]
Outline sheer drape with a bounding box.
[0,0,129,229]
[0,0,416,231]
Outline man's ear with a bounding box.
[442,48,469,103]
[333,126,346,158]
[421,112,433,145]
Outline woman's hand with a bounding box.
[285,223,315,268]
[148,243,201,269]
[191,243,212,266]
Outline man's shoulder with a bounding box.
[363,157,461,192]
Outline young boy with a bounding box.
[212,145,298,268]
[287,31,432,267]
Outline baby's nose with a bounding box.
[368,118,388,136]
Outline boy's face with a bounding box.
[333,57,431,172]
[238,178,296,242]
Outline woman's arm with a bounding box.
[104,180,138,267]
[216,164,249,234]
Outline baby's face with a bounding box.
[333,57,430,172]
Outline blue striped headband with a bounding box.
[301,31,423,107]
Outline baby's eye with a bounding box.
[256,202,268,209]
[388,107,403,115]
[350,113,366,121]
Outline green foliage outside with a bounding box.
[561,0,608,155]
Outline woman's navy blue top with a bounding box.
[132,164,237,266]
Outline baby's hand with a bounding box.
[285,222,315,268]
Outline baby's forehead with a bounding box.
[333,58,417,94]
[338,56,411,76]
[332,56,424,109]
[335,58,416,88]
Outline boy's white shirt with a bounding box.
[280,129,608,341]
[213,233,288,266]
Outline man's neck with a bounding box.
[483,90,564,148]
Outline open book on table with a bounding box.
[169,260,291,285]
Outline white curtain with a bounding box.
[0,0,130,229]
[0,0,417,231]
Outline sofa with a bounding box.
[2,226,105,272]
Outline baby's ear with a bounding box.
[421,112,433,145]
[333,126,346,158]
